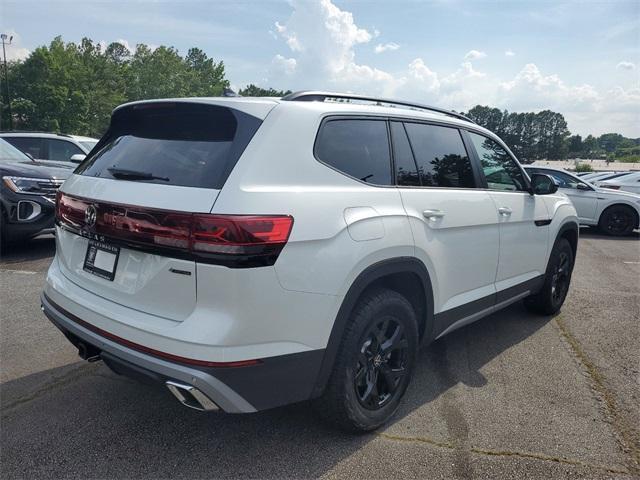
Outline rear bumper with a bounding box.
[41,292,325,412]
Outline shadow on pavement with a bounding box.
[0,302,552,479]
[0,235,56,265]
[579,226,640,241]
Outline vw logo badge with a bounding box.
[85,205,97,228]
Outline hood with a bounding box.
[0,159,73,180]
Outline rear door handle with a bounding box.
[423,209,445,219]
[498,207,512,216]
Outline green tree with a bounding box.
[5,36,229,137]
[238,84,291,97]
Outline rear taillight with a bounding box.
[55,192,293,267]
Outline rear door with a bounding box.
[467,132,549,296]
[56,101,266,321]
[3,137,45,160]
[392,121,500,332]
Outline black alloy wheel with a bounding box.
[354,317,408,410]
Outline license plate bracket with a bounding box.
[83,239,120,281]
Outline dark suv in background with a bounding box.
[0,139,70,247]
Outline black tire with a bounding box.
[598,204,638,236]
[313,287,418,432]
[524,238,574,315]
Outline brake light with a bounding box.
[55,192,293,267]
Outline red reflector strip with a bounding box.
[55,192,293,262]
[44,294,261,368]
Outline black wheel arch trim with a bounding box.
[311,256,434,398]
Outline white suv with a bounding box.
[42,92,579,431]
[525,166,640,236]
[0,132,98,165]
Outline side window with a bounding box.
[468,132,526,191]
[4,137,43,159]
[403,123,475,188]
[46,139,84,162]
[390,121,420,186]
[315,119,391,185]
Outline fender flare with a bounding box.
[311,256,434,397]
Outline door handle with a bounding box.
[498,207,512,216]
[423,209,445,219]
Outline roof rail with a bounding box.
[281,91,475,124]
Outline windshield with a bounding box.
[0,139,30,162]
[79,140,98,151]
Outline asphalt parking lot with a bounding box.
[1,229,638,479]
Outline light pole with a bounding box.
[1,34,13,130]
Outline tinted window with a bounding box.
[4,137,43,159]
[390,122,420,186]
[77,103,262,189]
[46,139,84,161]
[0,139,30,161]
[315,120,391,185]
[469,132,526,191]
[403,123,475,188]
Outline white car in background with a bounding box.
[0,132,98,166]
[599,171,640,195]
[591,171,635,187]
[525,166,640,236]
[580,171,614,182]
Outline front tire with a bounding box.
[524,238,574,315]
[598,205,637,236]
[314,287,418,432]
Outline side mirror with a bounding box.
[70,153,86,164]
[576,183,591,191]
[530,173,558,195]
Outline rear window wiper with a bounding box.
[107,167,170,182]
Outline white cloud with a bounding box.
[272,54,297,75]
[268,0,639,136]
[374,42,400,54]
[463,49,487,61]
[1,30,30,61]
[616,61,635,70]
[505,50,515,57]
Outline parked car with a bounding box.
[580,171,614,182]
[0,132,98,166]
[599,171,640,194]
[525,166,640,236]
[0,139,71,247]
[41,92,578,431]
[591,171,635,187]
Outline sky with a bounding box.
[2,0,639,137]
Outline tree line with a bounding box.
[1,37,637,162]
[463,106,639,163]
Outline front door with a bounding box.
[467,132,549,297]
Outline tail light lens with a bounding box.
[56,192,293,267]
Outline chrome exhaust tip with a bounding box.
[165,380,219,411]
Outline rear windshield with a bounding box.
[76,103,262,189]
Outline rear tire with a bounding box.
[313,287,418,432]
[598,205,637,236]
[524,238,574,315]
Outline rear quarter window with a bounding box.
[76,103,262,189]
[314,119,392,185]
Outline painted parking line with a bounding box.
[0,269,38,275]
